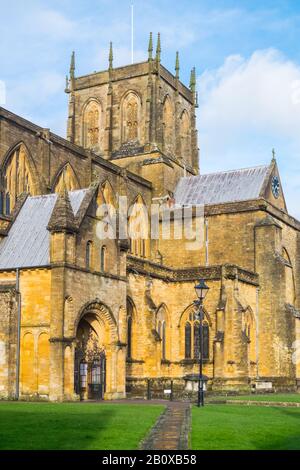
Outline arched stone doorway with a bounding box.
[74,315,106,400]
[73,301,124,401]
[74,302,117,400]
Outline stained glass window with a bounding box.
[86,241,92,269]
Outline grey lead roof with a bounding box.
[174,165,270,206]
[0,189,88,270]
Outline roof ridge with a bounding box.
[182,164,270,180]
[175,162,271,207]
[27,189,88,201]
[26,194,57,202]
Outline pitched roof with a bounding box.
[0,189,88,270]
[174,165,271,206]
[47,189,78,233]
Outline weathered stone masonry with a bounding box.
[0,35,299,400]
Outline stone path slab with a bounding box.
[141,402,191,450]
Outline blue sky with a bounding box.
[1,0,300,216]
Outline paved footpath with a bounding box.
[141,402,191,451]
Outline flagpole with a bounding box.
[131,2,134,64]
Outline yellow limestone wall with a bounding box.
[19,269,51,398]
[0,59,299,400]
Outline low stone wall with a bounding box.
[208,400,300,408]
[126,377,211,401]
[126,376,298,400]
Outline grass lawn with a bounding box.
[210,394,300,403]
[192,405,300,450]
[0,402,164,450]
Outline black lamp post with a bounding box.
[194,280,209,407]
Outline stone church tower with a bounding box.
[0,33,299,401]
[65,33,199,197]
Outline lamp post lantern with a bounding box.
[194,280,209,407]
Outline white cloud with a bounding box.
[199,49,300,139]
[198,49,300,218]
[24,9,76,39]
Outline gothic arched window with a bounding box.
[101,180,116,208]
[184,311,209,360]
[127,100,138,141]
[156,305,168,361]
[128,195,148,258]
[3,144,35,213]
[122,93,141,144]
[157,320,166,360]
[97,180,116,221]
[53,163,79,193]
[83,100,101,149]
[180,110,191,162]
[163,96,174,155]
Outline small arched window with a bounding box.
[86,241,92,270]
[100,246,106,272]
[5,193,10,215]
[127,316,132,359]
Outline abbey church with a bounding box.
[0,34,299,401]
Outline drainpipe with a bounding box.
[15,268,21,400]
[255,286,260,381]
[205,218,209,266]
